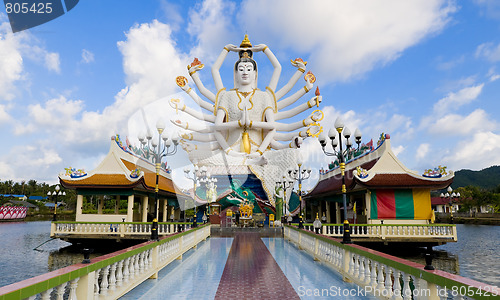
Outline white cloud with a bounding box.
[445,131,500,170]
[81,49,94,63]
[186,0,237,62]
[0,21,25,100]
[426,109,497,136]
[392,145,405,156]
[44,52,60,73]
[473,0,500,19]
[433,84,484,113]
[475,42,500,62]
[416,143,430,160]
[240,0,456,82]
[0,104,11,123]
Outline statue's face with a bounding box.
[236,62,255,86]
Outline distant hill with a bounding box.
[451,165,500,190]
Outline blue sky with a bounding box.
[1,0,500,190]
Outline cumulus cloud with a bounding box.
[0,21,25,100]
[0,104,11,123]
[445,131,500,170]
[81,49,94,63]
[433,84,484,113]
[186,0,237,62]
[416,143,430,160]
[240,0,456,82]
[426,109,497,136]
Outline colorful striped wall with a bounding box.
[370,189,431,220]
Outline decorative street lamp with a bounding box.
[276,176,294,226]
[199,170,218,215]
[440,186,460,214]
[184,165,202,228]
[48,185,65,221]
[138,119,178,240]
[318,116,362,244]
[288,154,311,229]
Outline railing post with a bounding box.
[150,246,159,279]
[75,272,94,300]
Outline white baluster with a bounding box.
[411,275,421,300]
[370,262,378,290]
[94,268,101,299]
[359,257,365,282]
[384,265,393,296]
[40,288,53,300]
[55,283,66,300]
[349,252,355,276]
[376,264,385,292]
[402,272,411,300]
[108,262,117,291]
[116,260,124,287]
[364,259,371,285]
[68,278,79,300]
[122,258,130,283]
[353,254,360,278]
[129,256,135,279]
[134,253,140,275]
[100,265,110,296]
[392,269,404,300]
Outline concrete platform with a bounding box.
[210,226,283,237]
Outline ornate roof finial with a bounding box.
[240,34,252,48]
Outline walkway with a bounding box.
[121,233,375,299]
[215,233,299,299]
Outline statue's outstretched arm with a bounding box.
[186,60,216,103]
[275,110,324,131]
[170,119,212,133]
[179,140,220,153]
[269,138,302,150]
[275,58,307,100]
[275,94,322,121]
[277,80,313,110]
[212,44,238,92]
[179,132,215,142]
[169,98,215,123]
[179,82,215,112]
[253,44,281,92]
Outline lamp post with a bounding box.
[440,186,460,222]
[184,165,200,228]
[138,119,178,240]
[199,170,217,216]
[288,155,311,229]
[318,116,362,244]
[48,185,65,221]
[276,176,294,226]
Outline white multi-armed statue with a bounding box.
[171,35,323,212]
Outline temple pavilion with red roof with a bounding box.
[59,135,186,224]
[305,133,454,225]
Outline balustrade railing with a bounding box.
[284,225,498,299]
[297,223,457,241]
[51,222,192,239]
[0,224,210,300]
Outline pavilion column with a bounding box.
[326,201,331,223]
[335,202,341,223]
[115,195,120,214]
[318,203,323,221]
[142,196,148,222]
[174,208,181,220]
[365,191,371,222]
[127,195,134,222]
[98,196,104,214]
[76,195,83,221]
[162,199,168,222]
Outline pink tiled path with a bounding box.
[215,233,300,299]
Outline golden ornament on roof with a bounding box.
[240,34,252,48]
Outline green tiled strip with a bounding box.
[0,224,209,300]
[286,225,499,300]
